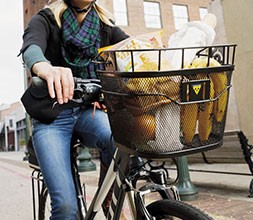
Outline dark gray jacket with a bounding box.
[20,8,129,75]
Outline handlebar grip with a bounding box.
[31,76,47,88]
[31,77,101,89]
[30,76,103,105]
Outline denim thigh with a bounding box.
[74,107,115,166]
[32,108,79,220]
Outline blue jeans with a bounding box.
[32,107,115,220]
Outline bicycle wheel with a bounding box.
[38,185,51,220]
[146,199,213,220]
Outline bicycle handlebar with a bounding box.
[73,77,102,104]
[31,76,103,106]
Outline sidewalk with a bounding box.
[0,151,253,220]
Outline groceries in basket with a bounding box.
[129,104,183,153]
[180,57,229,144]
[104,30,172,72]
[97,43,236,157]
[98,31,181,114]
[147,103,184,152]
[125,76,180,115]
[132,114,156,142]
[167,13,217,69]
[96,13,234,156]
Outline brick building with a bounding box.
[23,0,211,40]
[100,0,211,44]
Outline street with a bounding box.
[1,151,253,219]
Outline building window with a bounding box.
[199,7,208,20]
[172,4,189,30]
[143,1,162,28]
[9,119,13,128]
[113,0,128,26]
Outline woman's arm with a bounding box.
[23,45,49,72]
[32,61,74,105]
[21,13,74,105]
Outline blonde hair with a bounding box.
[45,0,115,28]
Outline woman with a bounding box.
[20,0,128,219]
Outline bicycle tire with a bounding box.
[38,185,50,220]
[146,199,213,220]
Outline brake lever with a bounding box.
[52,88,85,108]
[41,77,102,108]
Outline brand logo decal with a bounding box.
[192,84,201,95]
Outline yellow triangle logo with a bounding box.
[193,84,201,95]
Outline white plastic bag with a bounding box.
[148,103,183,152]
[167,13,217,69]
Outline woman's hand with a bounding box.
[32,62,75,105]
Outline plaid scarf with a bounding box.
[61,7,101,78]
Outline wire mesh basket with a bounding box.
[96,44,237,159]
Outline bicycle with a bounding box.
[28,43,236,219]
[28,77,212,220]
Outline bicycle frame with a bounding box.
[83,149,131,219]
[83,148,175,220]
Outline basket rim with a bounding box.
[95,44,237,76]
[115,141,223,159]
[100,43,237,53]
[97,65,234,77]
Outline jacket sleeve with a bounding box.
[20,11,50,55]
[110,26,129,45]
